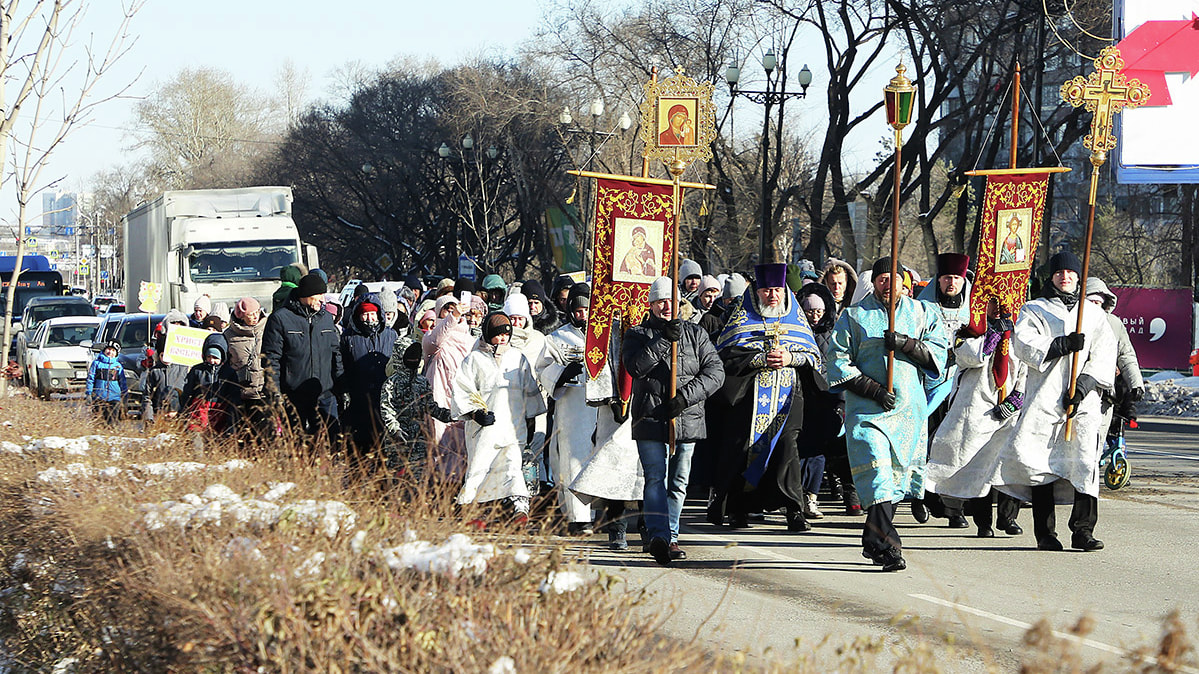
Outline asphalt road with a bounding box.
[566,416,1199,671]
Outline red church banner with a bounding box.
[968,170,1053,333]
[585,177,676,379]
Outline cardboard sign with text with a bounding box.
[162,325,210,367]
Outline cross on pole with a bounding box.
[1057,46,1150,439]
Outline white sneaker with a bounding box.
[804,494,823,519]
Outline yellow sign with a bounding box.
[138,281,163,312]
[162,325,209,367]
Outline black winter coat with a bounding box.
[141,362,189,422]
[623,314,725,443]
[179,333,237,412]
[340,313,397,403]
[262,298,344,408]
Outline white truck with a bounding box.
[123,187,319,313]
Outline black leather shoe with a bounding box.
[911,501,930,523]
[977,526,995,538]
[727,515,750,529]
[649,537,672,566]
[879,548,907,572]
[668,542,687,560]
[704,505,723,526]
[948,515,969,528]
[1071,534,1104,551]
[999,521,1023,535]
[786,511,811,532]
[1037,536,1064,551]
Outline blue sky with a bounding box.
[43,0,545,200]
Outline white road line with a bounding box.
[909,593,1199,673]
[1127,447,1199,462]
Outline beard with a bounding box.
[755,293,790,318]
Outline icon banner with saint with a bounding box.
[967,170,1052,335]
[586,177,677,379]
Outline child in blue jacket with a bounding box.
[87,341,128,426]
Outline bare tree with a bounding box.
[0,0,142,395]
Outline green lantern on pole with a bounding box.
[884,63,916,131]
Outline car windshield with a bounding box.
[27,303,93,330]
[114,317,156,348]
[189,240,299,282]
[45,324,97,348]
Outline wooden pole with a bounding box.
[1064,162,1100,440]
[667,154,685,455]
[886,128,902,391]
[997,63,1022,402]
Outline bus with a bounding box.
[0,255,66,327]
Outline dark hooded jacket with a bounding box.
[796,282,838,356]
[140,358,189,422]
[340,293,398,402]
[522,279,561,334]
[262,296,344,409]
[179,333,237,415]
[818,258,859,317]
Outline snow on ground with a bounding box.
[1,434,174,459]
[140,483,358,539]
[37,459,251,485]
[1141,373,1199,417]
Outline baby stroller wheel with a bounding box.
[1104,455,1130,490]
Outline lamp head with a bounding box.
[884,62,917,131]
[762,50,777,74]
[559,105,572,126]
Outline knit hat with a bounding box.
[754,263,787,289]
[194,295,212,313]
[434,294,460,316]
[680,258,703,280]
[503,293,532,324]
[211,301,231,323]
[404,273,423,291]
[723,273,748,299]
[482,312,512,342]
[521,280,550,310]
[418,309,436,326]
[470,294,487,315]
[311,268,329,284]
[378,289,398,317]
[936,253,971,278]
[234,297,261,319]
[648,276,674,303]
[454,278,475,294]
[801,293,826,312]
[1049,251,1082,276]
[353,283,369,298]
[437,277,455,291]
[481,274,507,291]
[567,282,591,311]
[871,257,898,280]
[204,346,222,360]
[356,301,380,316]
[296,273,328,298]
[699,275,721,294]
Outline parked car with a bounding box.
[15,296,95,381]
[89,312,166,415]
[23,316,104,399]
[100,303,127,315]
[92,295,121,313]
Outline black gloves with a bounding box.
[430,404,454,424]
[652,395,687,420]
[611,400,628,423]
[884,330,936,369]
[556,361,584,389]
[471,409,496,426]
[1129,387,1145,402]
[662,319,683,342]
[1062,374,1099,415]
[989,316,1015,334]
[1046,332,1086,361]
[844,375,896,411]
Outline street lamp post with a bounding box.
[559,98,629,268]
[726,51,813,263]
[438,134,501,273]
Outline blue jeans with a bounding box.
[637,440,695,543]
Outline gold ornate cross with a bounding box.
[1060,46,1151,193]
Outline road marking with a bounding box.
[910,593,1199,673]
[1128,447,1199,462]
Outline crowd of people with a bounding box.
[86,251,1142,570]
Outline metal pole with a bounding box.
[760,94,772,263]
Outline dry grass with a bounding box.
[0,394,1194,673]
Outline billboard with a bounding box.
[1110,286,1194,370]
[1114,0,1199,183]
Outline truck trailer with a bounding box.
[123,187,319,314]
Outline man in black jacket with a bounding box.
[623,276,725,566]
[263,273,344,437]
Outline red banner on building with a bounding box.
[1110,286,1193,370]
[585,177,676,379]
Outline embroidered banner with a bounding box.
[585,177,676,379]
[968,170,1052,392]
